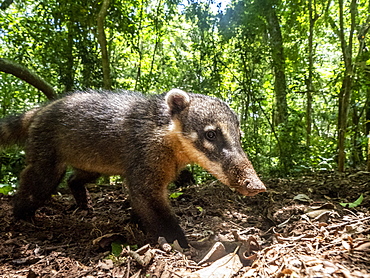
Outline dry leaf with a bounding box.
[354,241,370,251]
[198,242,227,265]
[190,253,242,278]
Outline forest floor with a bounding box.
[0,170,369,278]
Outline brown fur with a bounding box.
[0,89,265,247]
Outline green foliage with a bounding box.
[196,206,203,212]
[190,165,216,184]
[169,192,184,199]
[340,194,364,208]
[0,184,15,195]
[0,149,25,190]
[0,0,369,183]
[111,242,123,257]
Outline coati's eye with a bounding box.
[205,130,217,141]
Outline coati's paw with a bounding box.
[68,202,94,216]
[76,200,93,211]
[13,195,38,220]
[158,227,189,249]
[13,209,35,221]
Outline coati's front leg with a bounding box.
[127,172,188,248]
[68,169,100,210]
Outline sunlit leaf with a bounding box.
[169,192,183,199]
[340,194,364,208]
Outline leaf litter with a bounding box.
[0,171,369,277]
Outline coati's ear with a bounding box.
[165,89,190,115]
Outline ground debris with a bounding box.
[190,252,243,278]
[0,171,369,277]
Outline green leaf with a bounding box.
[169,192,183,199]
[0,184,15,195]
[340,194,364,208]
[111,242,123,257]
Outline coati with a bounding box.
[0,89,266,248]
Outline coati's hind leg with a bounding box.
[13,161,66,220]
[68,169,100,210]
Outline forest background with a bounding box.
[0,0,370,188]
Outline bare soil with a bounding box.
[0,171,369,277]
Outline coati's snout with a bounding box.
[167,89,266,197]
[208,151,266,197]
[224,159,266,196]
[237,178,266,196]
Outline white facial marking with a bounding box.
[203,125,217,151]
[168,119,230,185]
[219,123,233,145]
[204,125,217,132]
[188,131,198,142]
[203,140,215,151]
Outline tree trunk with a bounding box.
[351,15,370,167]
[306,0,318,147]
[366,77,370,171]
[263,1,288,126]
[0,58,57,100]
[134,1,144,91]
[337,74,352,172]
[336,0,356,172]
[96,0,111,90]
[259,0,290,172]
[368,132,370,172]
[64,18,75,92]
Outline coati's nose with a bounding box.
[242,178,266,196]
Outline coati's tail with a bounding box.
[0,109,38,148]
